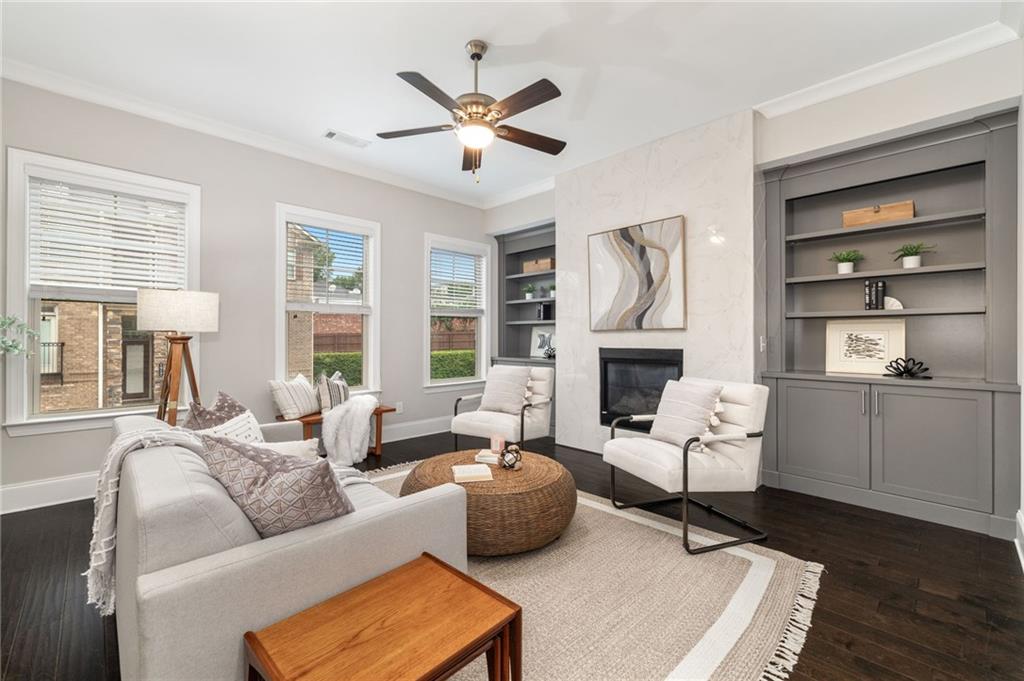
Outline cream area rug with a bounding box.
[369,463,823,681]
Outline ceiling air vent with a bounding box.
[323,129,371,148]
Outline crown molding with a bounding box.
[755,22,1019,119]
[2,60,492,209]
[479,177,556,210]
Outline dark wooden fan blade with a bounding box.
[488,79,561,120]
[397,72,462,113]
[461,146,482,172]
[377,124,453,139]
[496,125,566,155]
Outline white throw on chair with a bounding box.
[603,376,770,554]
[452,366,554,450]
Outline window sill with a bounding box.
[3,405,176,437]
[422,379,486,394]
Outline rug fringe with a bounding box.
[365,460,419,478]
[758,561,824,681]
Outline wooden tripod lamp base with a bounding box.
[157,335,202,426]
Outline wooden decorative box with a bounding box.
[522,257,555,273]
[842,200,915,228]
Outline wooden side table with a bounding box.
[244,553,522,681]
[276,405,396,458]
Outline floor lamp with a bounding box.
[137,289,219,426]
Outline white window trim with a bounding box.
[274,202,382,393]
[4,149,201,436]
[423,232,492,390]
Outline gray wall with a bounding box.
[756,40,1022,165]
[1,80,491,486]
[483,190,555,235]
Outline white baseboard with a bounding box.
[381,415,451,444]
[1015,510,1024,573]
[2,470,98,514]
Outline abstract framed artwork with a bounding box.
[588,215,686,331]
[825,319,906,374]
[530,325,555,358]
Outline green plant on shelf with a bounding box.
[523,284,536,293]
[891,243,936,261]
[827,249,864,264]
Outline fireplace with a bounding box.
[599,348,683,432]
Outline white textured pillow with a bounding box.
[480,365,531,415]
[196,410,264,444]
[650,380,723,450]
[269,373,320,420]
[261,438,320,460]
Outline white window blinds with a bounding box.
[28,176,188,300]
[430,247,485,315]
[285,222,368,310]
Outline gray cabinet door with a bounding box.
[870,385,992,512]
[778,379,870,488]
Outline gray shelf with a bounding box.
[505,320,556,326]
[786,306,985,319]
[760,370,1020,393]
[784,208,985,244]
[785,261,986,284]
[506,270,556,280]
[507,297,556,305]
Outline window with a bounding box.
[5,149,199,430]
[425,234,490,386]
[276,204,380,392]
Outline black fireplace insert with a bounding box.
[599,348,683,432]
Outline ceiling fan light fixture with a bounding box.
[456,120,495,149]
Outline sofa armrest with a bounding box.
[260,420,305,442]
[133,483,467,681]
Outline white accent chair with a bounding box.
[603,377,770,554]
[451,366,554,450]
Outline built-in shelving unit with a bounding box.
[495,224,556,360]
[759,110,1019,540]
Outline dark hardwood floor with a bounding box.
[3,432,1023,680]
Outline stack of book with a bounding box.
[864,280,887,310]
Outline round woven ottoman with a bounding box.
[400,450,577,556]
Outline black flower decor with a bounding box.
[884,357,932,379]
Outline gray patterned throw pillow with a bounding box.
[197,435,354,538]
[182,391,248,430]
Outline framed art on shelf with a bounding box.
[588,215,686,331]
[530,325,555,358]
[825,319,906,375]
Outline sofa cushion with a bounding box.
[197,435,354,538]
[120,445,260,576]
[196,410,265,444]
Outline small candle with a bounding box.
[490,435,505,453]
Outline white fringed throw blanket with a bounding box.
[321,394,379,466]
[85,427,370,616]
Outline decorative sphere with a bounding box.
[500,444,522,470]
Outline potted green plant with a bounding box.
[0,315,38,357]
[828,249,864,274]
[524,283,536,300]
[892,242,935,269]
[549,284,556,299]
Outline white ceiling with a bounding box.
[2,2,1015,208]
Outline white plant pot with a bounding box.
[837,262,855,274]
[550,290,556,299]
[524,292,534,300]
[901,255,921,269]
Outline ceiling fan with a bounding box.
[377,40,566,178]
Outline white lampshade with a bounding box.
[136,289,219,333]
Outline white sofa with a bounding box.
[111,415,467,681]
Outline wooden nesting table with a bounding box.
[244,553,522,681]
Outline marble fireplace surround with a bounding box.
[554,110,760,454]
